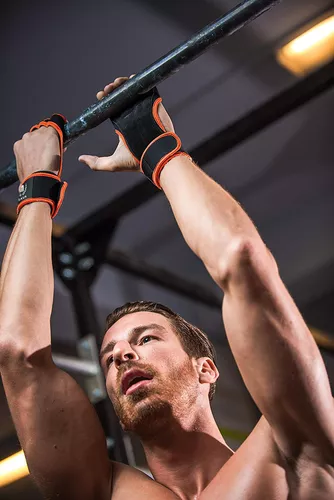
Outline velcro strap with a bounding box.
[17,171,67,218]
[141,133,188,189]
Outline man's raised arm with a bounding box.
[0,122,111,499]
[157,118,334,465]
[81,77,334,465]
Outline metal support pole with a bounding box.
[68,274,129,464]
[52,353,99,377]
[0,0,279,188]
[69,274,102,339]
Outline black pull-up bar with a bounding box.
[0,0,279,189]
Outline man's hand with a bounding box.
[14,127,62,184]
[78,76,175,173]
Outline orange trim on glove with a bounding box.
[152,97,165,132]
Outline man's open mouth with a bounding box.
[122,369,154,395]
[125,377,153,395]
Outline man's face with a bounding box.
[100,311,199,437]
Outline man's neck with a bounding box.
[140,409,234,500]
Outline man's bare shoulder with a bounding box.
[110,461,179,500]
[200,417,289,499]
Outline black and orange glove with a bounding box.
[111,88,190,189]
[17,114,68,218]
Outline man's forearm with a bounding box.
[0,203,53,354]
[159,155,263,284]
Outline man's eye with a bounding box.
[106,355,114,367]
[140,335,154,344]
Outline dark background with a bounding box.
[0,0,333,498]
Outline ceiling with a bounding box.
[0,0,333,497]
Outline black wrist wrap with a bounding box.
[111,87,190,189]
[17,171,67,218]
[17,114,68,218]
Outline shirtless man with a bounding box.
[0,76,333,500]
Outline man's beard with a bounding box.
[108,357,197,439]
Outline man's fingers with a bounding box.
[114,76,128,85]
[104,77,128,93]
[96,76,130,100]
[96,90,105,100]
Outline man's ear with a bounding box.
[194,357,219,385]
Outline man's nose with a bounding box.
[113,341,139,368]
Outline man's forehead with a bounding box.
[102,311,172,347]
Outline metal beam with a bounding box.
[0,201,221,309]
[0,202,66,238]
[191,60,334,165]
[105,248,334,353]
[106,248,221,308]
[1,201,334,346]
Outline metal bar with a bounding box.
[63,59,334,241]
[0,0,279,189]
[52,353,99,376]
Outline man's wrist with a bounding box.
[18,201,52,217]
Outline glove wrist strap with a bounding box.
[17,171,67,219]
[140,132,190,190]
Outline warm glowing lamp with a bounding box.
[0,450,29,488]
[277,14,334,76]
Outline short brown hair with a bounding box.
[105,301,217,401]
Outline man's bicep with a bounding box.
[222,251,334,461]
[1,346,111,500]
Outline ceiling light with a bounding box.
[277,14,334,76]
[0,451,29,488]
